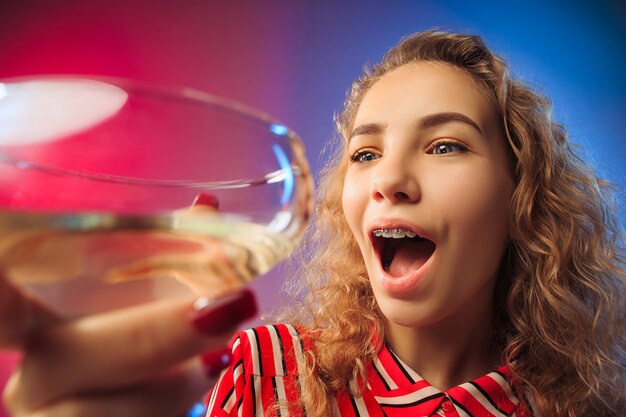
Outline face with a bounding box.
[341,62,514,329]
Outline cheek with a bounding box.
[435,166,513,249]
[462,181,509,225]
[341,176,372,258]
[341,177,361,230]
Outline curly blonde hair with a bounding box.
[283,30,625,417]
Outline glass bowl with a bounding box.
[0,76,313,318]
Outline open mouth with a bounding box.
[372,228,436,277]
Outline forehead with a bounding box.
[354,62,500,134]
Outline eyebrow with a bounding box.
[349,122,387,140]
[419,112,482,134]
[349,111,482,141]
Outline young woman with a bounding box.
[2,31,624,417]
[205,31,625,417]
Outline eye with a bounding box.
[350,150,381,163]
[427,140,468,155]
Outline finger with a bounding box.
[6,357,213,417]
[0,274,59,349]
[10,289,256,410]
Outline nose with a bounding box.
[370,157,420,204]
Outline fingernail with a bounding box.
[190,289,257,336]
[192,193,219,210]
[200,346,233,378]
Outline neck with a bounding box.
[384,297,500,391]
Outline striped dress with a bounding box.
[204,324,530,417]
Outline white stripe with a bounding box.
[244,329,260,376]
[222,387,237,413]
[348,380,370,416]
[232,336,241,351]
[489,371,520,406]
[254,375,265,416]
[460,382,508,417]
[373,356,398,390]
[267,326,290,415]
[374,385,441,405]
[268,325,285,375]
[275,376,290,416]
[286,325,306,375]
[352,395,371,416]
[286,325,313,416]
[233,361,243,387]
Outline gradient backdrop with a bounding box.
[0,1,624,414]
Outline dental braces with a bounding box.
[373,228,419,238]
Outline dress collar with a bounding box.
[366,343,525,416]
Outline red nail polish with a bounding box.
[191,289,257,336]
[201,346,233,378]
[192,193,219,210]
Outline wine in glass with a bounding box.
[0,76,313,319]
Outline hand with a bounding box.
[1,281,257,417]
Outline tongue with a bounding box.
[388,239,436,277]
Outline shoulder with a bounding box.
[230,323,310,378]
[206,325,311,415]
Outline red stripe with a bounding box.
[381,395,443,417]
[376,346,414,388]
[242,374,257,416]
[335,391,359,417]
[259,375,276,415]
[366,362,392,393]
[238,330,255,377]
[275,325,305,415]
[205,333,245,415]
[373,379,432,401]
[361,389,387,417]
[516,402,532,417]
[232,340,247,404]
[275,324,299,376]
[451,385,498,417]
[476,374,517,414]
[236,333,257,416]
[255,326,277,376]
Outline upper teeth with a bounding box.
[373,228,418,239]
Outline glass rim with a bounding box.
[0,74,304,187]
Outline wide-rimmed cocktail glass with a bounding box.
[0,76,313,319]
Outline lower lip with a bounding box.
[376,251,435,296]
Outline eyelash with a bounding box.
[427,139,469,155]
[349,149,379,163]
[349,139,468,163]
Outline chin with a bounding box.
[378,297,442,329]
